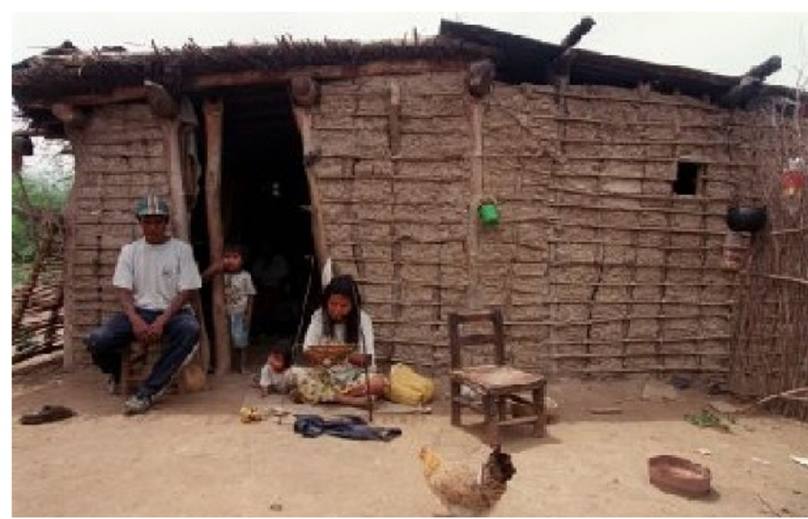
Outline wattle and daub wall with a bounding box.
[65,68,786,380]
[63,103,172,366]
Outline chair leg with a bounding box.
[483,394,499,447]
[450,381,461,426]
[532,385,546,437]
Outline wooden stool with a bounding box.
[119,341,151,395]
[119,341,190,395]
[448,309,547,446]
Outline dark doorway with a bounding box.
[191,85,321,371]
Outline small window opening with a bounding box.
[673,161,702,195]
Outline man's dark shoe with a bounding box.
[20,405,77,425]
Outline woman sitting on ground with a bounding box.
[294,274,387,408]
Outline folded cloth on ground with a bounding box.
[293,414,402,442]
[20,405,76,425]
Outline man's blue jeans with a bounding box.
[84,307,200,399]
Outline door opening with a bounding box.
[190,85,321,371]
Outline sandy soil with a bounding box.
[11,365,808,517]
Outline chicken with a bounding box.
[419,445,516,516]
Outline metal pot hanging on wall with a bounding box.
[726,206,768,233]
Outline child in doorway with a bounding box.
[259,345,296,396]
[202,243,256,373]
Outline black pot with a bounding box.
[726,207,767,232]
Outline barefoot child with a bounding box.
[202,244,256,373]
[259,345,295,396]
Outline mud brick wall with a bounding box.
[310,71,473,374]
[480,83,769,377]
[311,74,784,379]
[63,103,171,365]
[59,71,794,381]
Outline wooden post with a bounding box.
[547,17,595,89]
[164,119,189,238]
[293,106,329,271]
[203,98,231,375]
[720,76,762,108]
[549,48,577,90]
[60,125,83,370]
[745,56,782,80]
[163,117,212,373]
[559,16,596,49]
[12,134,33,173]
[467,100,484,308]
[387,81,402,156]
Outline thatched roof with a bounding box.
[12,36,489,104]
[12,21,801,137]
[12,35,491,136]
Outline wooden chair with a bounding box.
[448,309,547,445]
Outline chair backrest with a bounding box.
[447,309,505,370]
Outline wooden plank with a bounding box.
[293,105,329,270]
[203,98,231,375]
[26,86,147,108]
[163,115,211,374]
[455,333,499,346]
[190,60,467,90]
[387,81,402,156]
[467,100,484,307]
[498,415,541,427]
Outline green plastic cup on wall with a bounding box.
[478,202,500,226]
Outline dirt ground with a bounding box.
[11,364,808,517]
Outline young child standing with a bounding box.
[203,244,256,373]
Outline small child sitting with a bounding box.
[259,346,295,396]
[202,243,256,373]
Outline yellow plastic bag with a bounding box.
[385,363,435,406]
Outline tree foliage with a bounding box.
[12,137,74,286]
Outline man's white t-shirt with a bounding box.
[303,308,375,368]
[112,237,202,311]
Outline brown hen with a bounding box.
[419,445,516,516]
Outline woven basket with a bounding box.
[304,344,354,366]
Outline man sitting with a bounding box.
[84,193,202,415]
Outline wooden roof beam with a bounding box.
[23,86,147,110]
[144,80,179,118]
[560,16,596,49]
[746,55,782,80]
[720,55,781,108]
[191,60,467,91]
[547,16,596,89]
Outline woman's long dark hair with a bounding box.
[320,275,362,345]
